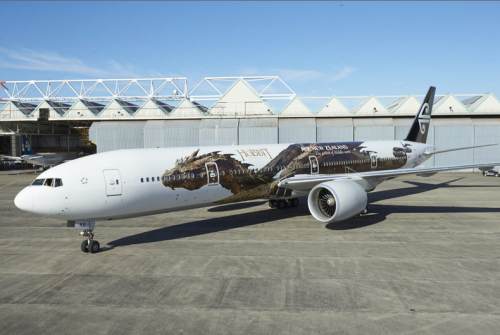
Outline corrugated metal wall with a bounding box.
[144,120,164,148]
[472,119,500,164]
[317,118,353,142]
[89,122,120,153]
[279,118,316,143]
[353,118,394,141]
[199,119,239,146]
[89,118,500,169]
[393,118,412,140]
[239,118,278,144]
[163,120,200,147]
[113,121,145,150]
[433,119,474,167]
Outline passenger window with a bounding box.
[54,179,63,187]
[157,177,159,181]
[31,179,44,186]
[116,179,119,185]
[141,178,144,183]
[146,177,149,182]
[44,179,53,187]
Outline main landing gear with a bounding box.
[80,229,100,254]
[269,198,300,209]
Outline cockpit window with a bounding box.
[32,178,63,187]
[31,179,44,186]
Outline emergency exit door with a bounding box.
[309,156,319,174]
[205,162,219,185]
[103,170,122,196]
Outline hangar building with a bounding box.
[1,76,500,169]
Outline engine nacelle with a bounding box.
[307,180,367,223]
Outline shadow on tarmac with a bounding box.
[107,178,500,249]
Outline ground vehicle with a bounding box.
[482,169,499,177]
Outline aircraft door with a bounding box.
[309,156,319,174]
[103,169,122,196]
[370,154,378,169]
[205,162,219,185]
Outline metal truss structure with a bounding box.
[0,78,188,102]
[189,76,296,101]
[0,76,498,121]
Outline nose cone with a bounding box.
[15,188,33,212]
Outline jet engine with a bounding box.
[307,180,367,223]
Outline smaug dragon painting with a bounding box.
[161,142,410,204]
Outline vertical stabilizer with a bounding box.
[21,135,35,155]
[404,86,436,143]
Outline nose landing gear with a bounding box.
[79,229,100,254]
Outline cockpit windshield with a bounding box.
[31,178,63,187]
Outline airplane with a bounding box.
[14,86,500,254]
[4,135,77,168]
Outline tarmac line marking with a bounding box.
[0,180,18,190]
[29,272,76,302]
[142,215,168,232]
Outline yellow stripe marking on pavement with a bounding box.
[0,180,18,190]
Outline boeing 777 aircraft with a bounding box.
[14,87,500,253]
[4,135,77,168]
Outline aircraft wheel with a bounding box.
[285,200,292,208]
[277,200,286,209]
[81,240,89,253]
[290,198,299,207]
[89,240,100,254]
[269,200,277,208]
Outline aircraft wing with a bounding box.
[277,162,500,192]
[1,155,21,161]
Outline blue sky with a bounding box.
[1,1,499,97]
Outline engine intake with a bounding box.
[308,180,367,223]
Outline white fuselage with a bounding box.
[14,141,432,222]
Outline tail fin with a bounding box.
[21,135,35,155]
[404,86,436,143]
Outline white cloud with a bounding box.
[330,66,356,82]
[0,48,156,79]
[238,66,356,84]
[272,68,325,83]
[0,47,111,77]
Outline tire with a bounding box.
[81,240,89,253]
[89,240,100,254]
[269,200,277,208]
[277,200,286,209]
[291,198,299,207]
[483,172,486,176]
[285,200,292,208]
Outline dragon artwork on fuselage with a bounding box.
[161,142,409,204]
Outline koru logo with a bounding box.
[25,142,31,152]
[417,103,430,135]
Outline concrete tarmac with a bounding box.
[1,173,499,334]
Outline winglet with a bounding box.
[405,86,436,143]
